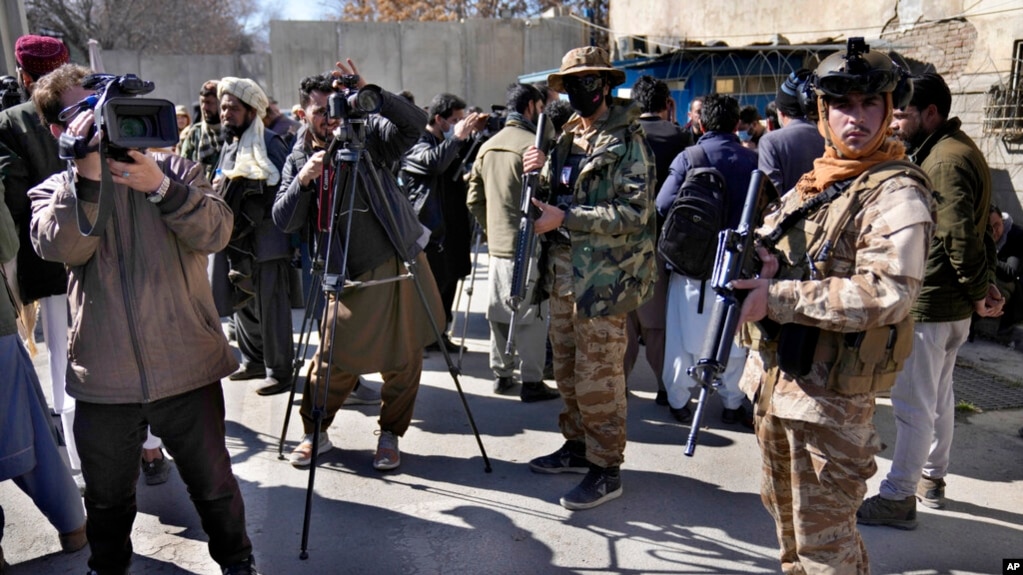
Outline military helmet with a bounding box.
[812,37,912,108]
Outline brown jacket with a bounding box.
[29,153,238,404]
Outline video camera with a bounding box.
[0,75,23,110]
[57,73,178,162]
[484,105,506,135]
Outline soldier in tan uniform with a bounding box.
[521,46,657,510]
[731,39,934,573]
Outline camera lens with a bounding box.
[118,116,149,138]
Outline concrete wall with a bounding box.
[0,0,27,77]
[94,51,269,114]
[609,0,1023,207]
[270,17,584,113]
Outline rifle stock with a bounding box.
[684,169,768,456]
[505,112,547,357]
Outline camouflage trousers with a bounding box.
[548,289,628,469]
[757,414,879,575]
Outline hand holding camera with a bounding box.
[107,150,165,193]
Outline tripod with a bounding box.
[450,221,483,370]
[274,114,491,560]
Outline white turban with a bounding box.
[217,76,279,185]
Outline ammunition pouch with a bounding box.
[817,315,915,395]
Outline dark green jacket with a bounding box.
[910,117,994,322]
[540,99,658,318]
[0,101,68,302]
[0,179,19,337]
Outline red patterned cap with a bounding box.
[15,35,69,78]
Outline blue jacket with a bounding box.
[655,131,758,229]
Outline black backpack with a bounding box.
[657,145,728,279]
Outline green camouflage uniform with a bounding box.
[540,99,656,467]
[740,167,934,574]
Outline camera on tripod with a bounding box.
[57,73,178,162]
[326,74,383,146]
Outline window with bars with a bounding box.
[983,39,1023,142]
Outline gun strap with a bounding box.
[760,179,851,249]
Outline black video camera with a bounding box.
[0,75,23,110]
[485,105,506,135]
[57,73,178,162]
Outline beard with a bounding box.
[222,118,252,140]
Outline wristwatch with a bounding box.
[147,176,171,204]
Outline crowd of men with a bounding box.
[0,30,1013,575]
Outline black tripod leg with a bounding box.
[277,269,323,458]
[406,257,492,473]
[299,412,325,560]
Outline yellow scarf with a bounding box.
[795,92,905,200]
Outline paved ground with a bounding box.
[2,250,1022,574]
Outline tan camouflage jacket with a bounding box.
[742,167,934,425]
[539,99,658,318]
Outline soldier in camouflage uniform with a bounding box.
[731,40,935,573]
[521,46,657,510]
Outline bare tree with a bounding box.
[326,0,607,30]
[26,0,260,58]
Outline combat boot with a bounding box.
[856,494,917,530]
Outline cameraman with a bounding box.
[273,61,444,472]
[401,93,488,353]
[28,64,259,575]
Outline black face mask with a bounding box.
[564,74,605,118]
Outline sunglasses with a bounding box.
[563,74,604,93]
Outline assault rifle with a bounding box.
[505,112,547,357]
[684,169,772,456]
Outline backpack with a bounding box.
[657,145,728,280]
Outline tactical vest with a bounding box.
[746,160,929,396]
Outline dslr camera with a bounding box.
[327,73,383,146]
[57,73,178,162]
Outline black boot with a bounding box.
[520,381,559,403]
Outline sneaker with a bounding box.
[493,376,515,395]
[228,364,265,381]
[856,494,917,530]
[520,381,559,403]
[223,554,260,575]
[373,430,401,471]
[141,454,172,486]
[58,523,87,553]
[560,465,623,510]
[256,376,293,396]
[344,379,382,405]
[528,441,588,474]
[289,432,334,468]
[916,475,946,509]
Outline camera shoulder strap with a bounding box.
[73,147,117,237]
